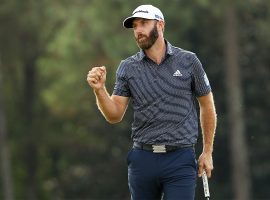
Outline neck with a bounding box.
[144,37,166,65]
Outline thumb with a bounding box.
[198,165,203,177]
[198,159,204,177]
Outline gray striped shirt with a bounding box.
[113,41,211,145]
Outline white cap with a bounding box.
[123,5,164,28]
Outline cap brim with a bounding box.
[123,16,136,28]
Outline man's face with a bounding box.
[132,18,159,50]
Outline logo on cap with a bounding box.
[155,14,163,20]
[133,10,149,15]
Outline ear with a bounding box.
[158,21,165,32]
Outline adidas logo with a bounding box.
[173,70,182,77]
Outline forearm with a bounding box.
[200,100,217,154]
[94,87,121,123]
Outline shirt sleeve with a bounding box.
[112,60,131,97]
[191,54,212,97]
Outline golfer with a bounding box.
[87,4,216,200]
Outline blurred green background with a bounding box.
[0,0,269,199]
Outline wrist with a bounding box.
[203,145,213,154]
[93,86,106,94]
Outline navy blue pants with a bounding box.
[127,147,197,200]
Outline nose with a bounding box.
[134,25,144,36]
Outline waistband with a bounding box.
[133,142,194,153]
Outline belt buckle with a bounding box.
[152,145,166,153]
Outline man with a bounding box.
[87,4,216,200]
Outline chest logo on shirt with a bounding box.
[173,70,183,77]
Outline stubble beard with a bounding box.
[135,22,159,50]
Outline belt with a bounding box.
[133,142,194,153]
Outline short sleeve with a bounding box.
[112,60,131,97]
[191,55,212,97]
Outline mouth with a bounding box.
[137,35,147,42]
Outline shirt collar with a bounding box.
[137,40,175,61]
[166,40,174,56]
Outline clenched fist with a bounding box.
[87,66,107,91]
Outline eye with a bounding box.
[141,20,147,25]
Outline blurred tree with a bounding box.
[224,2,252,200]
[0,0,55,199]
[0,54,14,200]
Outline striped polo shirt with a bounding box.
[113,41,211,145]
